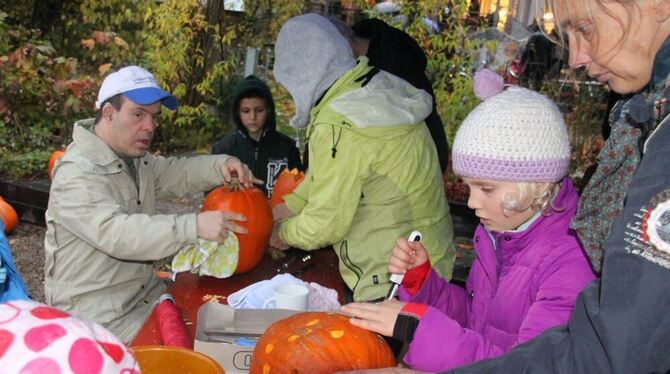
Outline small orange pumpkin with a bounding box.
[250,312,395,374]
[202,180,272,273]
[48,150,65,181]
[270,168,305,208]
[0,196,19,234]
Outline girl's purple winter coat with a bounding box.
[398,178,596,371]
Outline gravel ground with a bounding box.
[7,194,203,303]
[7,222,47,302]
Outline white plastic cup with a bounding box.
[262,284,309,311]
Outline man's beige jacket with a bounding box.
[44,119,230,342]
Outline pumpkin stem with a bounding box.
[226,177,244,191]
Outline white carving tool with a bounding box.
[386,230,422,300]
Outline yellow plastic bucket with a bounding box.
[132,345,225,373]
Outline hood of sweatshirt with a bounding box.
[231,75,277,138]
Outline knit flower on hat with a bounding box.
[473,68,505,100]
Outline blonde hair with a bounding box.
[536,0,637,50]
[501,182,563,216]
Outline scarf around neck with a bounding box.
[572,37,670,273]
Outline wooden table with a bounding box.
[131,247,344,346]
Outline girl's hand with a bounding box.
[341,300,405,337]
[388,237,429,275]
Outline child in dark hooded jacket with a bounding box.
[212,75,302,197]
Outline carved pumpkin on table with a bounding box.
[270,168,305,208]
[0,196,19,234]
[250,312,395,374]
[202,180,272,274]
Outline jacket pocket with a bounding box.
[79,278,144,324]
[339,240,363,291]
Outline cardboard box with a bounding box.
[194,302,297,373]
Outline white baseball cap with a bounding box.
[95,65,178,110]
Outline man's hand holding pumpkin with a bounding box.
[221,157,263,188]
[197,210,247,243]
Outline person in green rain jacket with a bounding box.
[270,14,456,302]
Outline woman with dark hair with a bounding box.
[350,18,450,173]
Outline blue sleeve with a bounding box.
[0,222,30,302]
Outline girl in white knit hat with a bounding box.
[342,72,596,371]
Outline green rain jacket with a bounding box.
[280,58,455,301]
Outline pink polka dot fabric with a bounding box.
[0,300,140,374]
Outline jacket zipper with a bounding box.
[483,230,503,298]
[254,128,269,179]
[485,231,503,278]
[253,146,259,177]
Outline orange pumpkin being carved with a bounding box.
[48,150,65,181]
[250,312,395,374]
[270,168,305,208]
[0,196,19,234]
[202,180,272,274]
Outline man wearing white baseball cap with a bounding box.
[94,65,179,110]
[44,65,261,343]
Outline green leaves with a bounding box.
[381,0,483,147]
[141,0,305,151]
[0,150,52,178]
[1,0,487,178]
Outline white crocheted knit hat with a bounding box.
[452,86,570,182]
